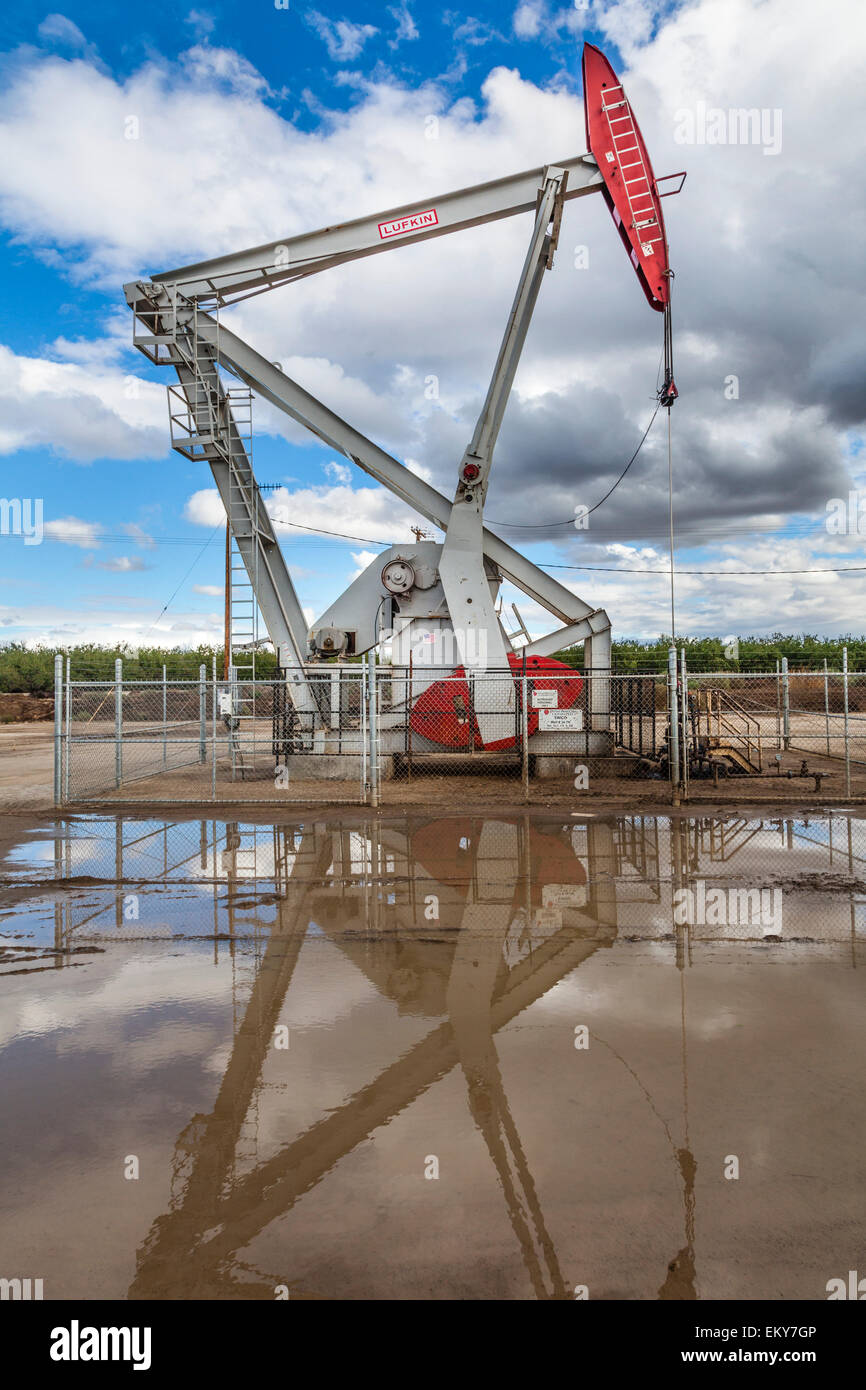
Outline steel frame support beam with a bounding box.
[181,356,311,672]
[128,291,318,720]
[174,306,607,634]
[126,141,613,718]
[439,168,568,744]
[459,169,567,492]
[147,155,603,304]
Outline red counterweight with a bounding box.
[582,42,672,312]
[410,654,584,752]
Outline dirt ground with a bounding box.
[3,720,866,814]
[0,692,53,722]
[0,722,57,809]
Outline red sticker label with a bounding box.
[377,208,439,239]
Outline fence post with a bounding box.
[65,656,71,802]
[775,659,781,750]
[823,657,831,756]
[114,657,123,789]
[368,651,379,808]
[360,656,368,803]
[53,652,63,805]
[521,674,530,802]
[668,646,680,805]
[162,663,168,767]
[679,647,689,799]
[211,653,217,801]
[199,663,206,763]
[407,651,413,781]
[843,646,851,797]
[781,656,790,750]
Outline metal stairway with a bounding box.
[163,314,263,776]
[225,388,259,686]
[693,688,763,773]
[129,288,320,745]
[224,389,260,778]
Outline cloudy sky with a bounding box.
[0,0,863,649]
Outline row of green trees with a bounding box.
[2,634,865,694]
[558,634,866,673]
[0,643,279,693]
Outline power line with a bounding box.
[25,515,845,547]
[137,526,221,643]
[17,524,866,576]
[486,399,662,527]
[23,522,393,548]
[541,562,866,575]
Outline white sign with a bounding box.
[542,882,588,908]
[538,707,583,731]
[532,688,558,708]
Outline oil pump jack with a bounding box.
[125,43,682,761]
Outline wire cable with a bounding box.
[486,398,661,528]
[540,561,866,575]
[20,522,866,576]
[137,525,222,644]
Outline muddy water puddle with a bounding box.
[0,810,864,1300]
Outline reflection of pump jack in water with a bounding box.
[658,819,697,1300]
[129,816,618,1299]
[446,822,569,1298]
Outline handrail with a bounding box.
[693,686,763,771]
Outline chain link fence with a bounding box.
[682,665,866,796]
[53,651,866,806]
[33,810,866,953]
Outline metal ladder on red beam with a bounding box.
[600,84,663,256]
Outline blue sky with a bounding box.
[0,0,864,649]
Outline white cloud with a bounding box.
[388,3,419,48]
[185,9,216,40]
[448,16,500,47]
[192,583,224,596]
[0,600,223,647]
[183,44,271,98]
[184,490,226,528]
[513,2,544,38]
[122,522,155,549]
[185,476,422,546]
[306,13,378,61]
[324,460,353,485]
[42,516,104,547]
[350,549,379,577]
[94,555,152,572]
[0,343,166,462]
[37,14,88,49]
